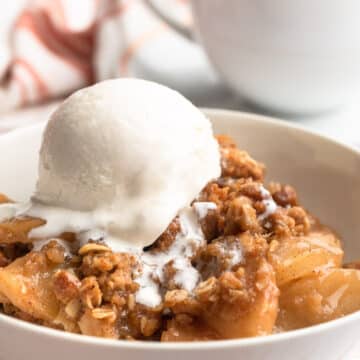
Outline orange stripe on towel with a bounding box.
[100,0,133,23]
[13,74,28,106]
[92,0,134,33]
[16,11,93,83]
[13,58,49,100]
[119,23,167,76]
[54,0,67,29]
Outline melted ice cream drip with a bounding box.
[193,201,217,219]
[0,202,146,253]
[135,205,207,308]
[258,185,278,221]
[227,242,243,268]
[0,200,214,307]
[0,201,109,252]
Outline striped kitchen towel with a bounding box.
[0,0,217,113]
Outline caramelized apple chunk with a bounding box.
[0,217,45,244]
[277,268,360,330]
[0,249,61,322]
[268,228,343,287]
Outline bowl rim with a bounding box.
[1,108,360,350]
[1,306,360,350]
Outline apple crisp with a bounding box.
[0,135,359,341]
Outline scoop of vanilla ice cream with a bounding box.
[34,79,220,248]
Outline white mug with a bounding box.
[146,0,360,114]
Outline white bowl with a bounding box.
[0,110,360,359]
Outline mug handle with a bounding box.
[144,0,194,41]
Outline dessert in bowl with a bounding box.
[0,80,360,359]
